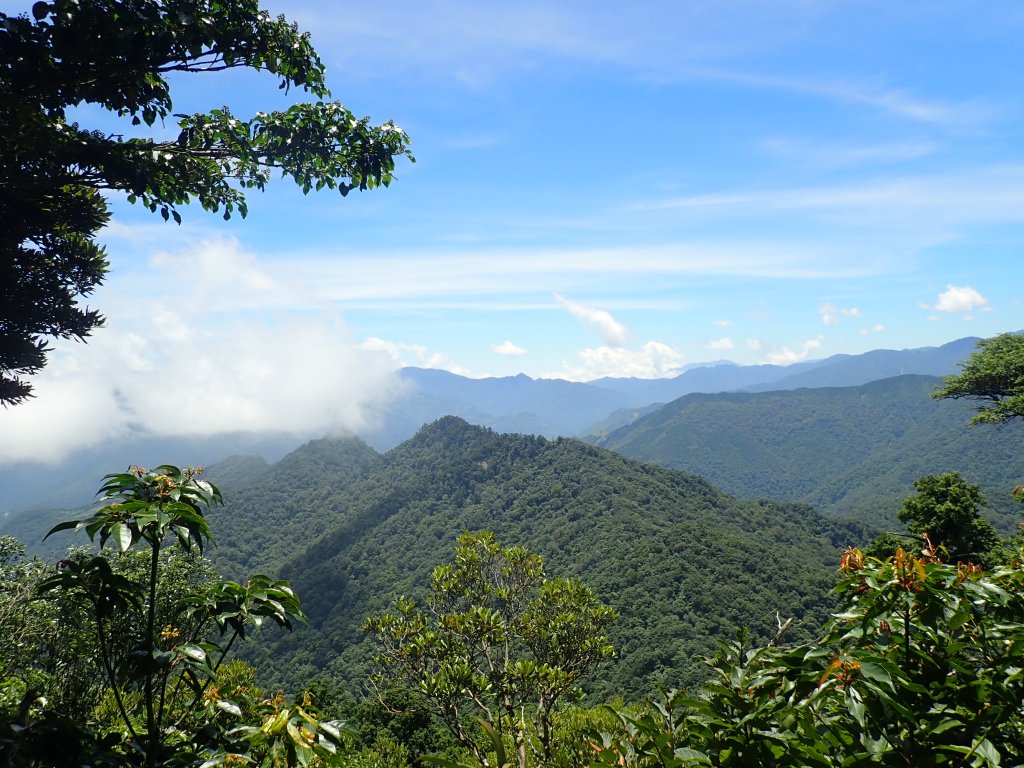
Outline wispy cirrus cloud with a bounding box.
[760,137,938,169]
[289,1,989,129]
[280,243,898,307]
[681,67,997,126]
[641,166,1024,223]
[554,294,630,346]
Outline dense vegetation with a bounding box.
[192,417,851,700]
[5,464,1024,766]
[0,467,346,767]
[2,418,861,701]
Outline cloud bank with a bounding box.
[551,340,686,381]
[0,238,403,464]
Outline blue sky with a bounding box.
[3,0,1024,462]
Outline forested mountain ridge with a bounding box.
[597,374,1024,530]
[0,335,990,519]
[203,436,384,574]
[208,417,862,699]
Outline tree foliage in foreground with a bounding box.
[896,472,1000,565]
[934,332,1024,506]
[934,332,1024,426]
[594,544,1024,767]
[0,0,413,404]
[0,465,347,768]
[365,532,617,768]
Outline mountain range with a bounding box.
[7,347,1019,697]
[0,335,984,518]
[596,374,1024,531]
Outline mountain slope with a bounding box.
[224,418,860,699]
[207,436,385,575]
[359,337,985,450]
[597,374,1023,530]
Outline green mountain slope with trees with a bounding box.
[597,374,1024,531]
[203,417,861,700]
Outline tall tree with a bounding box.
[898,472,999,564]
[934,332,1024,502]
[933,332,1024,425]
[0,0,412,404]
[365,532,617,768]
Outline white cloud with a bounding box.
[361,337,431,365]
[819,303,861,325]
[765,337,823,365]
[642,166,1024,231]
[550,341,686,381]
[697,69,993,127]
[0,239,404,464]
[302,3,991,128]
[860,324,885,336]
[492,340,527,356]
[932,285,989,314]
[713,319,733,327]
[360,337,472,375]
[280,242,896,310]
[746,339,763,351]
[706,337,735,350]
[554,293,630,346]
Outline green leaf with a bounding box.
[673,746,712,764]
[43,519,83,539]
[111,522,132,551]
[857,661,895,691]
[216,700,243,718]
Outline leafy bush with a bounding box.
[0,465,347,768]
[594,544,1024,767]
